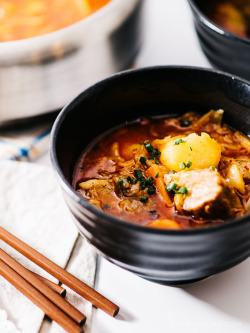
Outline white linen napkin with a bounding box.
[0,160,96,333]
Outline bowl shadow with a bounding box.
[183,258,250,325]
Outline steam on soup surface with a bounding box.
[0,0,111,42]
[73,110,250,229]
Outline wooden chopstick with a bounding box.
[30,271,66,296]
[0,248,86,325]
[0,259,83,333]
[0,226,119,317]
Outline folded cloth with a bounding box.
[0,125,51,161]
[0,161,96,333]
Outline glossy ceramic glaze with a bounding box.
[50,66,250,284]
[188,0,250,81]
[0,0,143,123]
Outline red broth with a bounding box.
[73,111,250,229]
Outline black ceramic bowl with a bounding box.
[188,0,250,81]
[50,66,250,285]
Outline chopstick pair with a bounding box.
[0,226,119,332]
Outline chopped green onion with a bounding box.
[155,172,159,178]
[139,156,146,164]
[145,143,153,152]
[146,177,154,185]
[210,166,218,171]
[147,186,156,195]
[140,176,146,183]
[179,161,192,170]
[142,140,161,157]
[175,138,186,145]
[134,169,143,179]
[149,155,159,164]
[190,147,193,151]
[148,209,158,218]
[126,176,132,182]
[165,185,171,192]
[140,195,148,203]
[131,178,137,184]
[165,182,178,192]
[141,184,146,190]
[169,170,177,174]
[180,120,191,127]
[118,179,123,185]
[179,162,186,170]
[178,186,188,194]
[152,148,161,157]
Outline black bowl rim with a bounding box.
[50,65,250,236]
[188,0,250,45]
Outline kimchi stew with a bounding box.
[73,110,250,229]
[0,0,111,42]
[207,0,250,39]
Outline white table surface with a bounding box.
[39,1,250,332]
[90,1,250,333]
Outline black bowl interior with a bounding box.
[51,66,250,283]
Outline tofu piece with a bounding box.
[164,169,243,219]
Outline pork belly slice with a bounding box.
[164,169,244,219]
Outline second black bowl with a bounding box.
[50,66,250,284]
[188,0,250,81]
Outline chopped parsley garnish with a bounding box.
[190,147,193,151]
[175,138,186,145]
[155,172,159,178]
[139,156,146,164]
[180,119,191,127]
[210,166,218,171]
[140,195,148,203]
